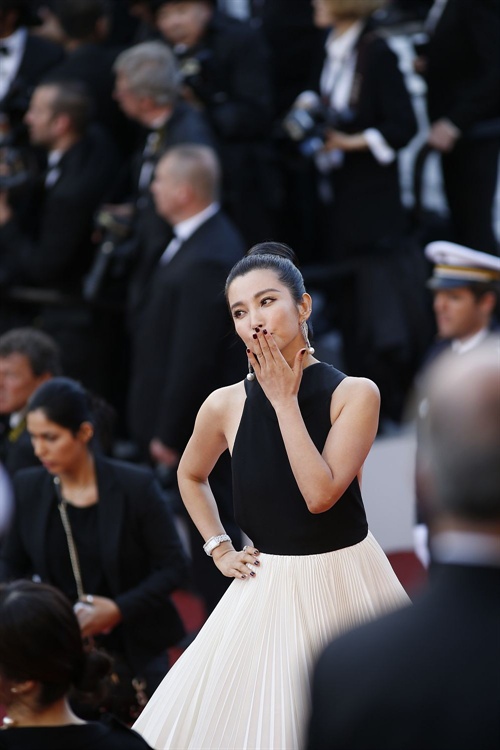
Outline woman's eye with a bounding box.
[261,297,275,306]
[233,310,244,319]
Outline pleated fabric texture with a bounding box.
[133,532,409,750]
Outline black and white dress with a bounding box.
[134,363,409,749]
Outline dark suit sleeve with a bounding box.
[445,0,500,131]
[114,473,189,622]
[363,41,418,150]
[155,259,233,451]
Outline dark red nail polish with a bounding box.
[241,574,247,579]
[263,329,267,334]
[253,333,257,339]
[250,571,256,577]
[253,550,260,555]
[254,560,260,566]
[247,348,251,353]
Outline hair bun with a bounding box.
[245,242,300,268]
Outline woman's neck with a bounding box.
[58,452,97,506]
[4,697,85,729]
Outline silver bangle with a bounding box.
[203,534,231,556]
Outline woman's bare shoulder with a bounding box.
[331,376,380,416]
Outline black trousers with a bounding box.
[441,136,500,255]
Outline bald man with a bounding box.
[127,144,245,611]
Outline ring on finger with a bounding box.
[243,545,249,552]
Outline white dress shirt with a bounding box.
[159,202,220,265]
[0,27,27,101]
[317,20,396,172]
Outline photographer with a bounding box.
[294,0,419,423]
[0,80,121,391]
[152,0,277,245]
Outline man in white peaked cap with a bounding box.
[425,240,500,359]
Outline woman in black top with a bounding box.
[134,242,409,750]
[0,580,152,749]
[0,378,189,723]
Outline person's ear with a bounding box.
[299,293,313,321]
[78,421,94,444]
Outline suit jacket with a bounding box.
[316,23,418,251]
[426,0,500,131]
[126,101,216,316]
[0,417,39,478]
[128,209,245,451]
[0,126,120,292]
[307,563,500,750]
[0,33,64,140]
[0,456,189,672]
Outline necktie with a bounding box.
[159,234,183,265]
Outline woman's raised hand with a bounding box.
[248,329,306,407]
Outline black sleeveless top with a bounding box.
[232,363,368,555]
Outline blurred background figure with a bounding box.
[36,0,139,158]
[0,579,154,747]
[151,0,278,245]
[423,241,500,364]
[418,0,500,255]
[0,377,189,723]
[109,39,214,319]
[283,0,425,426]
[413,240,500,566]
[307,340,500,750]
[0,0,63,146]
[0,328,62,477]
[127,144,244,612]
[0,79,121,396]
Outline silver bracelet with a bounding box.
[203,534,231,556]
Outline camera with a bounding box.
[282,92,341,158]
[176,48,220,106]
[0,144,35,193]
[83,206,137,303]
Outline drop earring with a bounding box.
[301,320,315,354]
[247,362,255,381]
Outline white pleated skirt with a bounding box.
[133,532,410,750]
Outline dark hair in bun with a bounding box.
[0,581,112,709]
[225,241,306,304]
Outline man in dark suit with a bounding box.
[128,143,245,611]
[0,79,121,389]
[0,0,63,143]
[423,0,500,255]
[43,0,138,157]
[0,327,62,477]
[306,341,500,750]
[111,39,215,316]
[152,0,277,245]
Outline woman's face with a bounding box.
[27,409,92,475]
[227,269,310,360]
[312,0,336,28]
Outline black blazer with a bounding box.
[0,456,189,672]
[425,0,500,131]
[307,563,500,750]
[315,23,418,251]
[128,209,245,452]
[0,126,120,292]
[0,33,64,137]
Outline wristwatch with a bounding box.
[203,534,231,556]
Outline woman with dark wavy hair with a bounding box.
[0,580,152,748]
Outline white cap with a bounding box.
[425,241,500,289]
